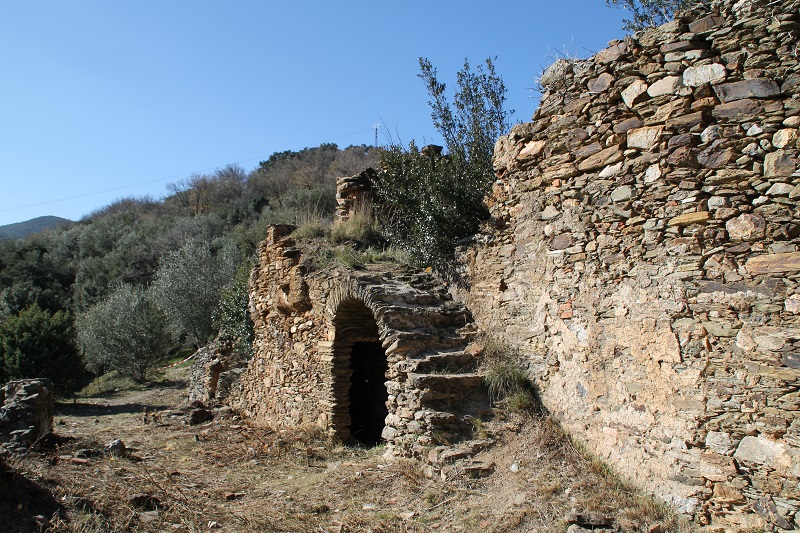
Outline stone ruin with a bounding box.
[194,0,800,528]
[0,379,54,454]
[187,339,248,405]
[228,225,488,452]
[460,0,800,528]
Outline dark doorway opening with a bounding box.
[348,341,389,446]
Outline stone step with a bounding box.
[401,350,480,374]
[407,372,485,390]
[382,332,471,357]
[379,307,472,331]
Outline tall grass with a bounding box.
[329,199,382,247]
[481,338,540,412]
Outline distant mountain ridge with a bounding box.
[0,216,72,240]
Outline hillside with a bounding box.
[0,216,72,241]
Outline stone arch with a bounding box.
[324,278,392,445]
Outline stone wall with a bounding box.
[0,379,54,454]
[460,0,800,528]
[231,225,486,453]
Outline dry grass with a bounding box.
[4,366,692,533]
[330,200,382,247]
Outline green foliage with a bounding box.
[0,304,86,393]
[213,261,255,359]
[418,57,512,178]
[0,143,378,378]
[77,284,172,381]
[374,58,513,272]
[151,238,239,347]
[0,231,76,318]
[606,0,704,31]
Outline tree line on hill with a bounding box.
[0,144,378,392]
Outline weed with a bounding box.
[472,418,490,440]
[480,337,540,412]
[423,489,444,506]
[293,221,328,240]
[329,199,382,247]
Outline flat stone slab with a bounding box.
[745,252,800,274]
[713,79,780,103]
[667,211,710,226]
[683,63,726,87]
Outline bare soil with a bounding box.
[2,365,688,533]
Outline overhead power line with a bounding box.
[0,126,379,215]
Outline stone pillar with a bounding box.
[335,169,375,221]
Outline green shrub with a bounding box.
[373,57,513,274]
[213,261,255,359]
[77,284,172,382]
[0,304,86,393]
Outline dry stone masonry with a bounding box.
[460,0,800,529]
[0,379,54,454]
[231,225,488,454]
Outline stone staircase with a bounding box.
[363,270,491,455]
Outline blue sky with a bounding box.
[0,1,626,226]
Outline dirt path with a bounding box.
[3,367,686,533]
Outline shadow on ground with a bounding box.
[55,402,173,418]
[0,458,62,533]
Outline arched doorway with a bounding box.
[330,299,389,446]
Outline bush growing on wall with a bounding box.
[373,57,513,273]
[606,0,706,31]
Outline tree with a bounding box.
[213,261,255,359]
[373,57,513,271]
[77,284,171,381]
[606,0,704,32]
[150,239,238,347]
[418,57,512,179]
[0,304,85,393]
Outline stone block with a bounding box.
[688,14,726,33]
[713,79,781,103]
[627,126,663,150]
[712,99,765,122]
[613,117,643,133]
[517,140,546,160]
[725,213,766,241]
[734,435,786,466]
[667,211,710,226]
[596,42,627,64]
[588,72,614,93]
[647,76,684,97]
[764,150,796,177]
[621,79,648,109]
[772,129,798,149]
[0,379,53,451]
[745,252,800,274]
[577,146,623,171]
[683,63,726,87]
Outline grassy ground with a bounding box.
[2,365,690,533]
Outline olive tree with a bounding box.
[373,57,513,272]
[150,239,238,347]
[77,284,171,381]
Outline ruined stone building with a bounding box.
[201,0,800,528]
